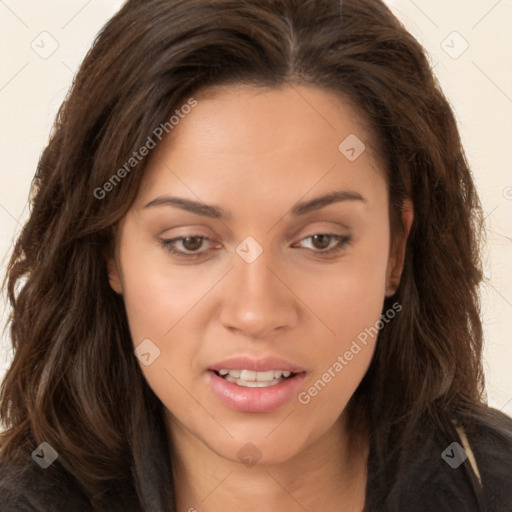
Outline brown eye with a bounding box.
[160,236,215,258]
[294,234,351,256]
[181,236,204,251]
[310,234,332,250]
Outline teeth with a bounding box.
[240,369,256,381]
[216,368,294,385]
[255,370,274,382]
[236,379,280,388]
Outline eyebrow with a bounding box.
[291,190,366,216]
[144,196,224,218]
[143,190,365,218]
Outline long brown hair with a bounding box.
[1,0,491,509]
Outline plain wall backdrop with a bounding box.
[1,0,511,415]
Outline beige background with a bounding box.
[1,0,511,415]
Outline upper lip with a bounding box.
[208,356,306,373]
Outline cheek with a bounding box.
[292,227,390,414]
[118,244,207,418]
[292,225,390,341]
[119,235,219,343]
[117,235,227,397]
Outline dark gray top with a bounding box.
[1,408,511,511]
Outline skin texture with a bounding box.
[108,84,413,511]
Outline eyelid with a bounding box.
[292,221,352,244]
[160,235,220,258]
[159,227,352,260]
[287,219,352,239]
[159,224,215,238]
[293,233,351,254]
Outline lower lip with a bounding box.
[207,371,306,413]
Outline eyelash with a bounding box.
[160,236,217,260]
[159,234,351,259]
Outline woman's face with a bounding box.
[108,84,409,465]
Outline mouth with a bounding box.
[212,368,297,388]
[207,357,306,413]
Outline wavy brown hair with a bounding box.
[0,0,494,510]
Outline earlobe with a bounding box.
[386,199,414,296]
[107,257,124,295]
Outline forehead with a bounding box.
[161,84,375,158]
[136,84,385,209]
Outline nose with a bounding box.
[218,250,300,338]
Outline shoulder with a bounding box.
[367,407,512,512]
[0,453,92,512]
[464,408,512,512]
[0,449,142,512]
[416,407,512,512]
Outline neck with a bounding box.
[169,413,368,512]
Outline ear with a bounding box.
[385,199,414,297]
[106,255,124,295]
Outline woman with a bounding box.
[1,0,511,510]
